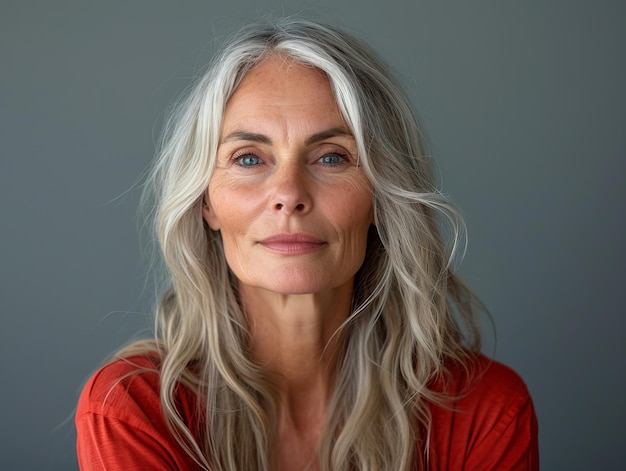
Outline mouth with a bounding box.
[259,233,326,254]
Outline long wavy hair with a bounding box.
[119,17,483,471]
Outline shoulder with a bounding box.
[75,354,201,469]
[76,354,163,424]
[447,353,531,407]
[77,353,198,428]
[428,354,539,470]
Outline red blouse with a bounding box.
[76,354,538,470]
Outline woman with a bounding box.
[76,18,538,470]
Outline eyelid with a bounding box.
[231,147,262,159]
[316,145,351,160]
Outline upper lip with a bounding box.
[259,233,325,244]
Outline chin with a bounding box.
[260,274,355,297]
[261,281,329,296]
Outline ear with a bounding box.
[202,197,220,231]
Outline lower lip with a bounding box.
[260,241,326,254]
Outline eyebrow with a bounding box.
[220,131,271,145]
[219,127,354,146]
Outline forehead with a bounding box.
[234,54,331,98]
[222,55,344,124]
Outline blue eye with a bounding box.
[320,153,345,166]
[235,154,261,167]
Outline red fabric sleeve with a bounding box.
[428,355,539,470]
[75,356,200,470]
[76,414,180,470]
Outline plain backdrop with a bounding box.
[1,0,624,469]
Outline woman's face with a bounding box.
[203,55,373,295]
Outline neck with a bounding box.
[240,280,353,415]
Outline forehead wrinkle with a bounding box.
[220,131,272,145]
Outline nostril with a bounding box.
[273,202,306,212]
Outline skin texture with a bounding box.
[202,55,373,469]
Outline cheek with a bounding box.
[205,181,266,245]
[333,187,373,251]
[207,213,250,280]
[340,181,373,230]
[204,180,250,231]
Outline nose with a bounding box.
[269,162,312,215]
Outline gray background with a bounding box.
[1,0,624,469]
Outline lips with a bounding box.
[259,233,326,254]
